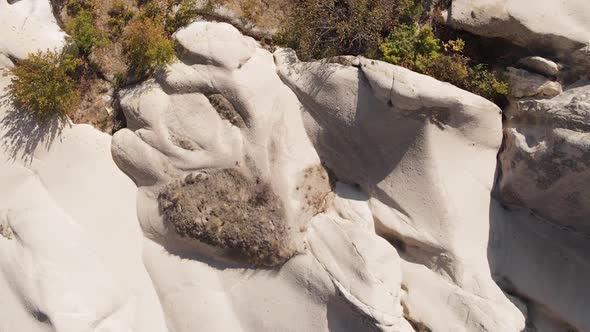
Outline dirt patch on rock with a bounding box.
[297,164,332,214]
[158,168,295,267]
[208,94,246,128]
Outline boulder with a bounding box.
[446,0,590,55]
[0,63,167,332]
[506,67,562,98]
[517,56,560,77]
[499,81,590,233]
[112,21,413,332]
[275,49,525,331]
[0,0,65,59]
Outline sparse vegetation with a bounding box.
[277,0,509,105]
[379,24,508,104]
[277,0,399,59]
[65,0,94,16]
[122,17,176,76]
[107,0,135,40]
[65,9,105,55]
[6,50,82,120]
[139,0,200,35]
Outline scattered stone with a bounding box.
[506,67,562,99]
[517,56,560,77]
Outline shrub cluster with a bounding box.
[139,0,200,35]
[7,0,201,120]
[278,0,508,104]
[6,50,82,120]
[277,0,399,60]
[107,0,135,40]
[65,8,105,55]
[380,24,508,103]
[122,18,175,76]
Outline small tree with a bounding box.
[6,50,81,120]
[122,18,175,76]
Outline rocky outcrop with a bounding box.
[499,82,590,233]
[112,21,414,332]
[506,67,562,99]
[446,0,590,55]
[444,2,590,329]
[2,1,589,331]
[0,0,65,59]
[493,78,590,331]
[0,2,167,331]
[0,67,168,332]
[275,49,524,332]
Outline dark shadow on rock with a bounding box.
[326,291,381,332]
[0,97,67,164]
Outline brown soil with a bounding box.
[158,168,295,267]
[69,75,126,134]
[215,0,289,31]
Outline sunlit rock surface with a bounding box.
[1,1,589,331]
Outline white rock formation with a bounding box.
[112,21,414,332]
[0,1,168,331]
[517,56,560,77]
[446,0,590,54]
[0,68,169,332]
[493,82,590,330]
[0,0,65,59]
[1,1,589,331]
[500,82,590,233]
[443,1,590,329]
[275,49,525,332]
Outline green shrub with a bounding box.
[140,0,199,35]
[424,53,469,84]
[66,0,94,16]
[398,0,425,23]
[65,9,105,55]
[6,50,82,120]
[165,0,199,34]
[380,23,439,71]
[277,0,398,60]
[122,18,175,76]
[467,64,509,102]
[140,0,166,22]
[107,0,135,40]
[380,24,508,104]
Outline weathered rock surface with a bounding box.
[2,1,590,331]
[275,48,525,332]
[112,21,413,332]
[0,64,168,332]
[446,0,590,54]
[506,67,562,99]
[517,56,560,77]
[0,0,65,59]
[499,82,590,233]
